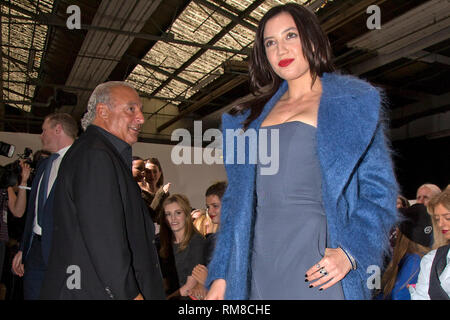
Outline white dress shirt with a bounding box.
[410,248,450,299]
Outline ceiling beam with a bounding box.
[124,54,195,87]
[350,26,450,75]
[149,0,263,98]
[208,0,259,25]
[407,50,450,66]
[193,0,257,32]
[0,6,245,55]
[320,0,388,33]
[157,74,247,132]
[390,92,450,128]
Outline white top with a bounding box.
[409,248,450,300]
[33,146,71,235]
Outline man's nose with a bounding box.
[136,109,144,124]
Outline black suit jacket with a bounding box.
[20,157,56,265]
[40,126,165,300]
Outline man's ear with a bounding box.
[96,103,109,119]
[54,123,62,134]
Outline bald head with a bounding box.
[416,183,441,206]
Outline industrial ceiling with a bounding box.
[1,0,449,149]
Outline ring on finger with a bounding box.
[319,268,328,276]
[316,264,321,269]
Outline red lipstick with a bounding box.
[278,58,294,67]
[443,230,448,234]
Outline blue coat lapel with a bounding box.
[222,73,381,205]
[316,73,380,203]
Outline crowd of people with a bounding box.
[0,3,449,300]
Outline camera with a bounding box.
[0,141,15,158]
[0,147,33,189]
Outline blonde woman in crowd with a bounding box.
[411,186,450,300]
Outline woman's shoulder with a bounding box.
[322,72,380,101]
[402,253,423,267]
[323,72,377,91]
[190,232,207,244]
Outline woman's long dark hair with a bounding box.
[231,3,335,129]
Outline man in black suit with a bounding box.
[12,113,77,299]
[40,82,165,299]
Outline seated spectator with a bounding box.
[189,181,227,300]
[397,195,410,209]
[388,195,411,253]
[411,186,450,300]
[379,203,433,300]
[158,194,208,300]
[416,183,441,206]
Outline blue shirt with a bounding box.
[390,253,422,300]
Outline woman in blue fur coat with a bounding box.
[205,3,398,300]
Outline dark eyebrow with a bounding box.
[263,27,297,41]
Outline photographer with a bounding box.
[1,160,31,286]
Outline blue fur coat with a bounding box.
[206,72,398,300]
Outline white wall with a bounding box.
[0,131,226,209]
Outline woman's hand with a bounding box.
[305,248,352,291]
[163,182,171,194]
[205,279,226,300]
[192,264,208,285]
[19,160,31,185]
[179,276,197,296]
[189,283,208,300]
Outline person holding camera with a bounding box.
[0,160,31,287]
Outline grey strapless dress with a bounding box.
[250,121,344,300]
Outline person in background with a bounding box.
[379,204,432,299]
[397,195,410,209]
[416,183,441,206]
[189,181,227,300]
[411,186,450,300]
[0,161,31,288]
[131,156,145,186]
[141,158,171,226]
[193,209,217,238]
[191,209,203,221]
[11,113,77,300]
[158,194,208,300]
[388,195,411,255]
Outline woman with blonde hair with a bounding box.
[193,210,217,237]
[158,194,208,299]
[411,186,450,299]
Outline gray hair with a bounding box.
[417,183,441,197]
[81,81,136,131]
